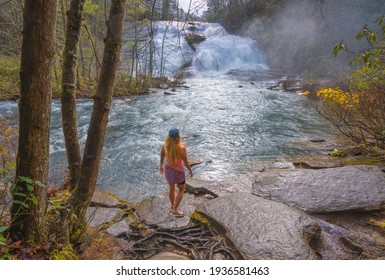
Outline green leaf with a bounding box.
[0,226,9,234]
[10,183,16,193]
[13,200,29,208]
[356,31,365,40]
[27,195,39,206]
[26,184,34,191]
[18,176,33,185]
[375,16,384,25]
[12,192,27,197]
[34,180,46,188]
[0,235,6,245]
[332,44,342,57]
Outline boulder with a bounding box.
[86,207,122,227]
[136,193,205,228]
[186,174,253,197]
[252,165,385,213]
[185,33,206,51]
[106,218,133,237]
[196,193,321,259]
[186,164,293,198]
[313,211,385,259]
[294,159,342,169]
[91,190,127,208]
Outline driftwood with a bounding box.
[120,223,239,260]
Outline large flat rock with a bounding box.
[196,193,320,260]
[86,207,122,227]
[252,165,385,213]
[91,190,126,208]
[136,193,205,228]
[186,173,253,197]
[185,162,296,198]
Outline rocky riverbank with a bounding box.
[2,154,384,260]
[70,151,385,260]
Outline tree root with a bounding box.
[121,223,240,260]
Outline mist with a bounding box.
[238,0,385,77]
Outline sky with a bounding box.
[178,0,207,15]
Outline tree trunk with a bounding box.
[162,0,170,20]
[61,0,86,190]
[10,0,57,243]
[69,0,127,241]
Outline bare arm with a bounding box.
[182,147,193,177]
[160,145,165,174]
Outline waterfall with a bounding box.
[123,21,268,77]
[190,22,268,73]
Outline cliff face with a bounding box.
[236,0,385,76]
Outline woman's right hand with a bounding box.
[160,166,164,174]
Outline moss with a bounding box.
[369,219,385,230]
[189,211,211,227]
[70,224,86,244]
[329,150,344,157]
[343,158,385,166]
[50,244,77,260]
[103,190,134,208]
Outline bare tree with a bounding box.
[61,0,87,190]
[68,0,127,241]
[10,0,57,243]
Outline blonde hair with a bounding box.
[164,136,184,162]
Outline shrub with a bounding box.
[315,16,385,148]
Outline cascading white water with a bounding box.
[129,21,268,77]
[190,22,267,72]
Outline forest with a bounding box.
[0,0,385,261]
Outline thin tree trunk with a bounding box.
[149,0,157,77]
[10,0,57,243]
[69,0,127,241]
[61,0,86,190]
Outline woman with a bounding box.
[160,128,193,217]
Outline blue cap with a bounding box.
[169,128,180,138]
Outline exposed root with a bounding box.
[120,223,240,260]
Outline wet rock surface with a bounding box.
[196,193,321,259]
[313,211,385,259]
[82,162,385,260]
[252,165,385,213]
[135,193,205,228]
[186,174,253,197]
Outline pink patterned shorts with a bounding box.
[165,165,185,185]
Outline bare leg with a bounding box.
[168,184,175,210]
[173,184,185,211]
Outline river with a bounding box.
[0,76,333,203]
[0,21,334,203]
